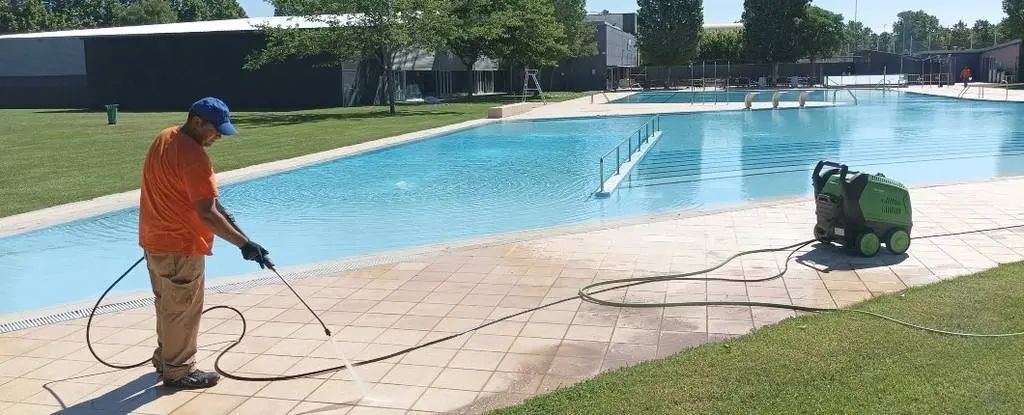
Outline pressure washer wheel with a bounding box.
[813,225,829,243]
[886,228,911,255]
[856,231,881,257]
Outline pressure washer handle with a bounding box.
[815,161,847,174]
[815,159,847,195]
[813,161,849,188]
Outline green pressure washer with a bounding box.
[811,160,913,257]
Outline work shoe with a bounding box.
[163,369,220,389]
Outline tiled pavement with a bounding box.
[905,84,1024,102]
[3,176,1024,414]
[509,91,838,121]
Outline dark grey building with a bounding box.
[915,40,1022,84]
[0,16,502,110]
[538,17,640,92]
[585,12,637,35]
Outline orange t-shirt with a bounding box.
[138,126,219,256]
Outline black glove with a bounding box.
[240,240,272,269]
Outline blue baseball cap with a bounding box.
[189,97,238,136]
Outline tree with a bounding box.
[949,21,971,49]
[973,19,997,47]
[696,28,743,61]
[554,0,596,58]
[798,5,844,62]
[488,0,569,70]
[892,10,940,53]
[1003,0,1024,41]
[844,21,874,52]
[637,0,703,66]
[445,0,505,96]
[929,26,949,50]
[46,0,126,29]
[741,0,807,63]
[273,0,300,16]
[0,0,55,33]
[741,0,807,82]
[878,31,894,53]
[247,0,448,114]
[172,0,246,22]
[117,0,178,26]
[0,0,248,34]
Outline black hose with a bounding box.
[85,223,1024,382]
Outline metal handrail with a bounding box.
[826,78,859,105]
[598,115,662,193]
[957,84,971,99]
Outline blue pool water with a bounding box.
[610,89,829,104]
[2,89,1024,314]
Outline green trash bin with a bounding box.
[105,104,119,125]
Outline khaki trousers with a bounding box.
[145,251,205,381]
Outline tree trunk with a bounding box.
[460,57,478,97]
[377,50,397,114]
[386,66,396,114]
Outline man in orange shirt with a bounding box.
[960,66,973,87]
[138,97,270,389]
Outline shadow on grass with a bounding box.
[444,92,587,105]
[230,109,469,127]
[34,108,138,114]
[795,242,908,273]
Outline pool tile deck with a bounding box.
[2,176,1024,414]
[905,84,1024,102]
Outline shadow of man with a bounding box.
[55,372,183,414]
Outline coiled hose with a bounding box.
[85,224,1024,382]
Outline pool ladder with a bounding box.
[826,79,859,105]
[832,88,858,105]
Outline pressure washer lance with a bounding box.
[221,206,377,398]
[87,222,1024,386]
[262,260,375,398]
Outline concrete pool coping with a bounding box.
[509,91,844,121]
[3,172,1024,331]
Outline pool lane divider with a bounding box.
[595,131,664,198]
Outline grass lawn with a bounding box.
[491,262,1024,414]
[0,92,590,217]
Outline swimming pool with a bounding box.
[610,89,830,104]
[2,89,1023,314]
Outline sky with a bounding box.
[236,0,1007,34]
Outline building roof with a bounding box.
[703,22,743,31]
[915,39,1022,56]
[0,15,351,40]
[1,14,747,40]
